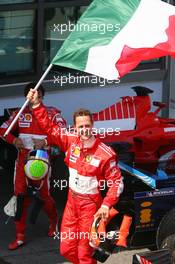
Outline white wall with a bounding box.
[0,81,163,125]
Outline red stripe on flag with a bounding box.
[116,15,175,78]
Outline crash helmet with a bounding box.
[24,149,50,181]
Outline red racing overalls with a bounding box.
[32,103,124,264]
[0,105,66,236]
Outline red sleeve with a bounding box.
[33,103,69,152]
[0,111,18,144]
[51,110,67,129]
[102,156,124,208]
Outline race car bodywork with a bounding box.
[93,87,175,257]
[93,86,175,175]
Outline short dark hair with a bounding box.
[73,108,93,124]
[24,82,45,97]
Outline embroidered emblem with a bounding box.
[85,154,92,163]
[24,114,32,122]
[73,147,80,157]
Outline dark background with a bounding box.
[0,129,69,264]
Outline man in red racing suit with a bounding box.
[27,89,124,264]
[0,83,67,250]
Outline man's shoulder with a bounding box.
[8,107,20,115]
[97,141,116,158]
[11,107,28,117]
[45,106,63,120]
[45,106,61,114]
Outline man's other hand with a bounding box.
[13,138,24,149]
[33,138,46,149]
[94,206,109,221]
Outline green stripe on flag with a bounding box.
[52,0,141,71]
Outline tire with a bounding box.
[156,208,175,261]
[160,235,175,264]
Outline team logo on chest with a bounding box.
[73,147,80,157]
[69,146,80,163]
[85,154,92,163]
[19,113,32,127]
[24,114,32,122]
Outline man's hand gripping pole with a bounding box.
[2,64,53,139]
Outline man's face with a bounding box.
[75,115,93,141]
[37,90,43,102]
[29,89,43,106]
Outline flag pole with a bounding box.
[3,63,53,138]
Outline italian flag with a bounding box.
[52,0,175,80]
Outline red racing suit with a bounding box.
[32,103,124,264]
[0,105,66,235]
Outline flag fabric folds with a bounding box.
[52,0,175,80]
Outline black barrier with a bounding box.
[0,110,17,171]
[132,249,172,264]
[0,257,11,264]
[0,137,17,172]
